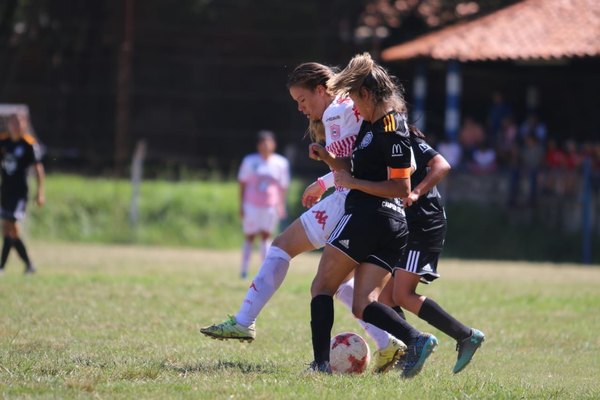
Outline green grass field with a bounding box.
[1,242,599,399]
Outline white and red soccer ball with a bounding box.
[329,332,371,374]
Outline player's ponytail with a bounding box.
[409,124,426,139]
[328,53,406,114]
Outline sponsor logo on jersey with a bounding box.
[312,210,328,230]
[330,124,341,140]
[391,143,404,157]
[326,115,341,122]
[358,132,373,149]
[338,239,350,248]
[422,264,433,273]
[418,142,431,153]
[381,201,404,215]
[14,146,24,158]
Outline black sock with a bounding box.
[310,295,334,364]
[418,297,471,342]
[12,238,31,266]
[392,306,406,320]
[363,301,420,345]
[1,237,12,269]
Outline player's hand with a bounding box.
[402,192,419,207]
[302,181,325,208]
[308,143,331,162]
[333,170,354,189]
[36,192,45,207]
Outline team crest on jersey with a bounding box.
[330,124,341,139]
[358,132,373,149]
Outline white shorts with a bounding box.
[300,190,348,249]
[243,204,280,235]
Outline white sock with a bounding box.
[334,278,394,350]
[240,240,252,277]
[235,246,291,327]
[260,238,272,261]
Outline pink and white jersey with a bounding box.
[323,95,361,157]
[323,95,362,189]
[238,153,290,208]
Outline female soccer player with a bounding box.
[0,114,45,275]
[202,62,406,373]
[237,130,290,279]
[307,53,437,377]
[381,126,485,374]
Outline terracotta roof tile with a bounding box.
[381,0,600,61]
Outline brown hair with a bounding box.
[287,62,336,143]
[328,53,406,114]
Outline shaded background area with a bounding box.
[0,0,598,263]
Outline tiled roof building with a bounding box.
[382,0,600,61]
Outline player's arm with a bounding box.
[404,154,450,207]
[334,131,412,198]
[334,171,410,199]
[33,162,45,207]
[308,143,351,171]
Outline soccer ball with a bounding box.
[329,332,371,374]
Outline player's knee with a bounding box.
[271,232,291,251]
[311,276,336,298]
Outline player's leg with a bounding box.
[0,219,13,272]
[201,193,345,341]
[393,256,484,374]
[353,262,436,378]
[309,244,358,373]
[200,218,315,341]
[240,233,255,279]
[334,277,404,373]
[259,231,271,262]
[258,205,278,262]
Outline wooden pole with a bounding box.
[114,0,135,175]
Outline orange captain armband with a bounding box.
[388,167,411,179]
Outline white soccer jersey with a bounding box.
[238,153,290,208]
[300,96,362,248]
[323,95,362,159]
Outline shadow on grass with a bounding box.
[163,360,277,375]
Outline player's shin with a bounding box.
[310,294,334,364]
[235,246,291,327]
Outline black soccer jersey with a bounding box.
[345,112,412,218]
[406,135,445,221]
[0,134,42,197]
[405,135,446,251]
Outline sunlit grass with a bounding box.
[1,242,599,399]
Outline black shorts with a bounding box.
[0,195,27,221]
[327,211,408,273]
[406,217,447,252]
[394,249,441,284]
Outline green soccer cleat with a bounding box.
[453,329,485,374]
[200,315,256,342]
[373,336,407,374]
[400,333,438,378]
